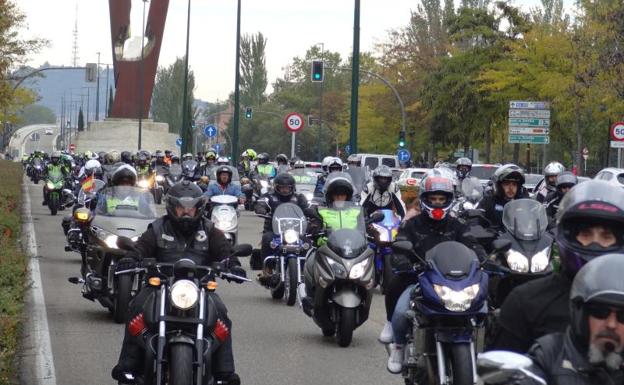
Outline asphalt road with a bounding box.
[18,181,402,383]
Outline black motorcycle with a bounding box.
[30,158,44,184]
[164,164,184,193]
[116,238,252,385]
[182,159,199,181]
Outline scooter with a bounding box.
[209,195,239,245]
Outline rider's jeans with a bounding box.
[392,284,417,345]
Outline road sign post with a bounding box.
[204,125,217,138]
[397,149,410,163]
[284,113,304,158]
[508,101,551,147]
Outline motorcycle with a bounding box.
[259,202,311,306]
[68,186,158,323]
[299,202,381,347]
[390,240,493,385]
[477,350,546,385]
[453,177,483,216]
[64,179,107,256]
[346,166,370,204]
[114,239,252,385]
[209,195,239,245]
[240,177,254,210]
[138,171,163,205]
[182,159,199,181]
[488,198,553,308]
[31,158,44,184]
[291,171,318,203]
[370,209,402,294]
[45,168,73,215]
[164,164,184,193]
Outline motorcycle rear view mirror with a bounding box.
[492,239,512,254]
[477,351,545,385]
[231,244,253,257]
[116,236,137,252]
[392,240,414,255]
[367,211,385,224]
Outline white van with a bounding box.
[356,153,399,170]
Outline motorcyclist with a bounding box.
[361,165,406,219]
[536,161,565,203]
[314,157,344,195]
[487,180,624,353]
[455,157,472,184]
[238,150,253,177]
[153,150,166,167]
[120,151,133,165]
[135,153,152,179]
[42,151,69,205]
[163,149,173,165]
[383,172,486,369]
[204,166,244,202]
[477,164,529,230]
[252,152,276,180]
[182,152,194,163]
[289,156,300,169]
[216,156,230,166]
[254,173,308,285]
[525,253,624,385]
[545,171,578,220]
[346,154,362,168]
[111,181,245,385]
[275,153,289,173]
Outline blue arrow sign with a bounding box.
[344,144,351,154]
[397,149,411,162]
[176,138,182,147]
[214,143,222,153]
[204,125,217,138]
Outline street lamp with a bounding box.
[95,52,101,121]
[180,0,192,154]
[138,0,149,150]
[231,0,242,165]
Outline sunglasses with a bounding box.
[586,304,624,323]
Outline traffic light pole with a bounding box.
[231,0,242,165]
[349,0,360,154]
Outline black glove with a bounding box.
[229,265,247,279]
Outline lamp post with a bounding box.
[138,0,149,150]
[180,0,192,154]
[95,52,101,121]
[231,0,242,165]
[316,42,324,161]
[349,0,361,154]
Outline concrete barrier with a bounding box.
[75,119,177,153]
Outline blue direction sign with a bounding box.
[204,125,217,138]
[397,149,411,162]
[344,144,351,154]
[214,143,222,153]
[176,138,182,147]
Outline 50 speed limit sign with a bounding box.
[284,113,305,132]
[611,122,624,141]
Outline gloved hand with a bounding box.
[229,265,247,279]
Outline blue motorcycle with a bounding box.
[391,240,492,385]
[370,209,401,293]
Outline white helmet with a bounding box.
[321,156,334,172]
[327,157,343,173]
[544,161,565,177]
[216,156,229,165]
[85,159,101,172]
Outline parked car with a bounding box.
[524,173,543,193]
[396,167,431,188]
[470,164,501,187]
[593,167,624,188]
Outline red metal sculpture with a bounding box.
[109,0,169,119]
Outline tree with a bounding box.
[151,57,195,134]
[16,104,56,126]
[77,107,84,131]
[240,32,268,107]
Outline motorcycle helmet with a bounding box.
[455,157,472,179]
[50,151,61,165]
[321,156,334,173]
[419,171,455,221]
[569,253,624,354]
[182,153,193,162]
[155,150,165,164]
[273,173,296,201]
[372,165,394,192]
[556,171,577,197]
[544,161,565,179]
[257,152,269,165]
[556,180,624,277]
[166,181,206,235]
[327,157,343,173]
[293,160,306,169]
[216,156,229,165]
[120,151,133,164]
[97,151,107,161]
[196,152,204,162]
[241,151,250,159]
[347,154,362,166]
[205,151,217,161]
[215,165,233,184]
[111,164,137,186]
[494,164,525,199]
[164,150,172,157]
[323,172,355,204]
[136,153,148,167]
[84,150,94,160]
[276,154,288,165]
[84,159,102,177]
[171,155,180,164]
[245,149,257,160]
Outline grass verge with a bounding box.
[0,160,27,385]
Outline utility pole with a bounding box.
[95,52,100,121]
[181,0,192,154]
[349,0,361,154]
[105,64,110,118]
[138,0,148,150]
[232,0,242,165]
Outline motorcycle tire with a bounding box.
[381,255,394,295]
[449,343,474,385]
[284,258,298,306]
[33,176,39,184]
[49,193,59,216]
[271,282,285,300]
[113,274,133,324]
[336,307,356,347]
[249,249,263,270]
[169,343,194,385]
[153,188,162,205]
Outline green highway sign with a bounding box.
[508,134,550,144]
[509,109,551,119]
[508,118,550,127]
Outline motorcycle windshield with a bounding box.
[48,168,64,182]
[502,199,548,241]
[461,177,483,203]
[271,203,307,235]
[425,241,478,280]
[183,160,197,172]
[95,186,158,219]
[327,229,368,260]
[77,179,106,205]
[169,164,183,177]
[346,167,369,194]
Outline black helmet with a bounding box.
[273,173,295,201]
[111,164,137,186]
[165,149,172,156]
[97,151,107,161]
[323,172,355,204]
[494,164,525,198]
[136,153,148,166]
[166,181,206,234]
[569,253,624,353]
[120,151,133,164]
[215,165,233,184]
[373,165,393,192]
[257,152,269,165]
[455,157,472,179]
[276,154,288,165]
[556,180,624,278]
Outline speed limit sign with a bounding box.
[284,113,305,132]
[611,122,624,141]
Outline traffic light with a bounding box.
[245,107,253,120]
[311,60,324,82]
[398,131,406,148]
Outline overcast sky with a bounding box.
[19,0,570,102]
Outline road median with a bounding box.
[0,160,27,384]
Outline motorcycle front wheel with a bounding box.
[169,343,194,385]
[449,343,474,385]
[49,193,59,215]
[113,274,133,324]
[284,258,298,306]
[336,307,356,347]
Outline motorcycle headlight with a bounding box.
[531,246,551,273]
[170,280,199,310]
[46,182,55,189]
[155,175,165,182]
[349,259,369,279]
[433,283,480,312]
[105,234,118,249]
[131,236,139,242]
[506,249,529,273]
[326,258,347,279]
[283,229,299,244]
[373,224,392,243]
[463,202,475,210]
[304,192,313,201]
[138,180,150,189]
[260,180,269,188]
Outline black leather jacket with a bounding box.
[525,331,624,385]
[477,189,530,230]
